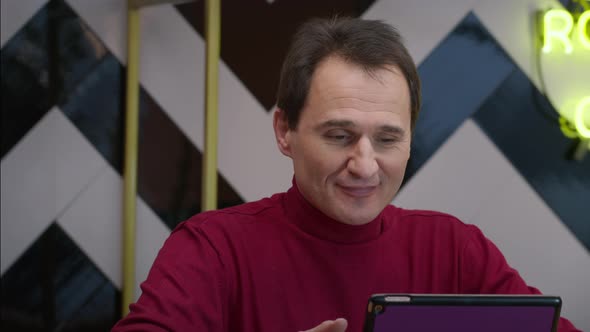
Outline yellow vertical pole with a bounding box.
[202,0,221,211]
[122,0,140,316]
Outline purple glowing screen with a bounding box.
[373,305,556,332]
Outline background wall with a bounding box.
[1,0,589,330]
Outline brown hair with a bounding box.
[276,17,421,131]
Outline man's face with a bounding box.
[274,56,412,225]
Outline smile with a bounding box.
[337,185,378,198]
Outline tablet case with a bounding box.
[364,294,562,332]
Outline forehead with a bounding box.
[301,56,411,125]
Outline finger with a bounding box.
[301,318,348,332]
[309,320,334,331]
[300,320,333,332]
[331,318,348,332]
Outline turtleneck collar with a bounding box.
[282,178,386,244]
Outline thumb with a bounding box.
[301,318,348,332]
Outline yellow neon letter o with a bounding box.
[575,97,590,139]
[578,11,590,49]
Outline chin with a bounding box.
[342,202,384,224]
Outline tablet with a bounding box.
[363,294,562,332]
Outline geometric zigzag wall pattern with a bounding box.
[2,0,588,330]
[408,12,590,251]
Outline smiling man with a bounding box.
[274,56,412,227]
[113,17,580,332]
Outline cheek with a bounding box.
[380,152,410,178]
[298,140,337,167]
[301,150,339,177]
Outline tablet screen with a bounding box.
[373,305,556,332]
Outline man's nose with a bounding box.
[347,137,379,179]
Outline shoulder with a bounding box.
[384,205,469,227]
[382,205,481,241]
[173,192,287,237]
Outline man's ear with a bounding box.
[273,108,293,158]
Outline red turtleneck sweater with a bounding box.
[112,184,580,332]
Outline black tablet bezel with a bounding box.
[363,294,562,332]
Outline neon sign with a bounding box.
[543,9,590,53]
[575,97,590,139]
[541,8,590,140]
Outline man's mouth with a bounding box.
[337,185,378,197]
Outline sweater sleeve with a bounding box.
[112,221,228,332]
[460,225,581,332]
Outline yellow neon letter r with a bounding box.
[543,9,574,54]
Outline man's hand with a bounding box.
[301,318,348,332]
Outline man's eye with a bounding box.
[377,136,398,145]
[324,131,352,142]
[329,135,348,140]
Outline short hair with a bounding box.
[276,17,421,131]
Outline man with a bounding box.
[113,17,580,332]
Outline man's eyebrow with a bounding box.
[314,121,406,136]
[314,120,356,131]
[379,125,406,136]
